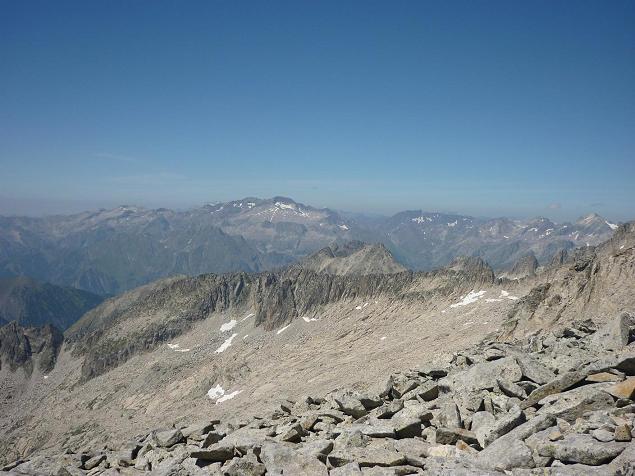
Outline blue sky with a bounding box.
[1,1,634,220]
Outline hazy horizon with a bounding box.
[0,193,630,224]
[2,1,634,221]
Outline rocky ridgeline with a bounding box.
[5,313,635,475]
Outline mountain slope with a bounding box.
[0,277,103,330]
[0,224,633,463]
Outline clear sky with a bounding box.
[1,1,634,220]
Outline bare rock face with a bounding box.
[0,321,62,373]
[503,252,539,280]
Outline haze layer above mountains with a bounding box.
[0,197,620,296]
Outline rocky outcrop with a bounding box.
[505,253,539,279]
[6,312,635,474]
[0,321,63,374]
[295,241,408,276]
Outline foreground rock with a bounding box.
[3,312,635,475]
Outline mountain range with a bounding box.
[0,197,620,296]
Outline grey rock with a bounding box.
[417,365,448,379]
[202,431,226,447]
[607,440,635,475]
[358,394,383,410]
[435,427,478,446]
[278,422,306,443]
[476,414,555,465]
[223,454,266,476]
[259,441,328,475]
[437,398,462,429]
[498,379,527,399]
[190,443,235,462]
[522,360,617,409]
[154,429,184,447]
[471,411,496,447]
[83,454,105,470]
[219,427,272,453]
[360,465,424,475]
[480,405,525,447]
[415,380,439,401]
[440,356,523,394]
[299,439,333,458]
[537,434,627,465]
[476,437,535,471]
[376,400,404,419]
[392,438,431,458]
[346,421,395,438]
[535,383,615,421]
[333,430,371,451]
[615,424,633,442]
[328,446,406,468]
[591,428,615,442]
[391,379,419,399]
[590,311,635,351]
[616,355,635,376]
[390,416,422,439]
[335,393,369,419]
[330,462,363,475]
[181,421,218,440]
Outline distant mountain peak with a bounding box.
[576,212,604,225]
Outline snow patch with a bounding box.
[355,305,362,310]
[216,390,242,404]
[275,201,295,211]
[380,336,386,341]
[302,316,319,322]
[447,221,457,227]
[220,320,237,332]
[450,290,487,308]
[339,224,349,231]
[241,313,254,321]
[207,384,225,400]
[207,384,242,403]
[215,333,238,353]
[276,324,291,335]
[167,343,180,349]
[486,290,519,302]
[606,221,618,230]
